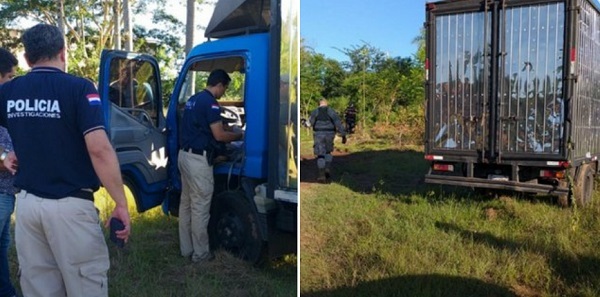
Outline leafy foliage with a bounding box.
[300,31,426,130]
[0,0,193,86]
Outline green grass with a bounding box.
[8,189,297,297]
[300,128,600,297]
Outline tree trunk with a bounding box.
[185,0,196,97]
[185,0,195,55]
[56,0,67,70]
[113,0,121,50]
[123,0,132,51]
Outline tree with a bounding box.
[113,0,121,49]
[0,0,195,83]
[321,58,345,99]
[300,42,325,119]
[123,0,132,51]
[299,27,426,129]
[185,0,195,55]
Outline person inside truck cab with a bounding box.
[109,60,154,108]
[178,69,244,263]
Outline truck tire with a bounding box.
[208,191,266,264]
[574,164,595,207]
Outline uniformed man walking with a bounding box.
[309,98,346,183]
[344,102,357,134]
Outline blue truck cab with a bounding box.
[97,0,298,263]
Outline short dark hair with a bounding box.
[207,69,231,87]
[21,24,65,64]
[0,48,17,76]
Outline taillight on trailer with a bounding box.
[424,155,443,161]
[545,161,570,168]
[433,163,454,172]
[540,169,566,179]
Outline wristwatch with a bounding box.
[0,149,9,162]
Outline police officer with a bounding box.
[178,69,243,263]
[309,98,346,182]
[0,24,131,297]
[344,102,357,134]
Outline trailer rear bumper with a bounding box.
[425,174,569,196]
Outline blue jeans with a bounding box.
[0,193,16,297]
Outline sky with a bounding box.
[301,0,428,62]
[138,2,215,44]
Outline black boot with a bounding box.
[317,168,326,183]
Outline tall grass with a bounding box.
[9,188,297,297]
[300,128,600,297]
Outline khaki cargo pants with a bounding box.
[16,191,109,297]
[178,150,214,262]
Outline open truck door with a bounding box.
[98,50,169,213]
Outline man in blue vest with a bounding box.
[0,24,131,297]
[309,98,346,183]
[178,69,244,263]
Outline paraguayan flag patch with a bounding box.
[87,94,101,106]
[211,104,220,110]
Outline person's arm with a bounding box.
[210,121,244,142]
[84,129,131,242]
[308,109,317,127]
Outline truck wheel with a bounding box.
[574,164,595,207]
[208,191,265,264]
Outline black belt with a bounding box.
[70,189,94,202]
[181,147,206,155]
[313,128,335,132]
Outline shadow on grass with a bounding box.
[300,148,566,207]
[300,148,494,204]
[300,149,430,196]
[301,274,517,297]
[435,221,600,292]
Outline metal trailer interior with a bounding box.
[424,0,600,205]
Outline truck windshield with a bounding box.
[177,56,246,128]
